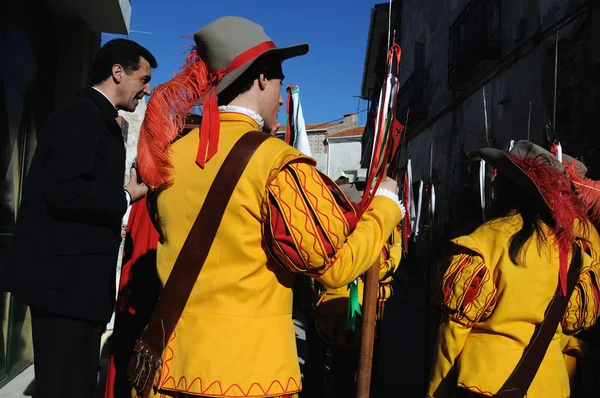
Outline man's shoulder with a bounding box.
[261,135,314,163]
[41,93,104,142]
[51,92,101,121]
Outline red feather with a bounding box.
[565,162,600,224]
[510,154,589,295]
[137,48,210,191]
[510,154,588,254]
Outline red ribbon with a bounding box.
[359,43,403,213]
[559,246,568,297]
[196,40,277,168]
[550,139,560,159]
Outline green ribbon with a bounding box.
[346,279,362,331]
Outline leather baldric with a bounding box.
[492,246,581,397]
[455,246,583,398]
[128,131,270,397]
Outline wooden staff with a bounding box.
[356,259,381,398]
[357,1,398,390]
[357,166,399,397]
[357,155,397,398]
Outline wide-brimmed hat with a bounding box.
[194,16,308,95]
[474,140,562,212]
[137,16,309,190]
[561,153,600,223]
[562,154,588,176]
[475,141,590,296]
[474,141,592,297]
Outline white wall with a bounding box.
[327,139,367,181]
[119,97,146,184]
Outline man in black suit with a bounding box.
[0,39,157,397]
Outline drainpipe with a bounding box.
[324,138,331,177]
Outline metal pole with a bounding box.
[325,139,331,177]
[423,141,434,391]
[387,0,393,50]
[553,31,559,138]
[527,101,532,141]
[483,86,490,147]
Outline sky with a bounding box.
[102,0,382,126]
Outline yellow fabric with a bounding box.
[317,224,402,304]
[379,225,403,284]
[150,112,403,398]
[266,167,402,286]
[562,222,600,356]
[313,225,402,345]
[170,394,299,398]
[428,213,600,398]
[561,221,600,398]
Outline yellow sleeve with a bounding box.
[440,249,497,327]
[379,224,402,283]
[428,249,497,397]
[427,317,470,397]
[562,250,600,334]
[265,161,403,289]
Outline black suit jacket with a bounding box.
[1,87,128,323]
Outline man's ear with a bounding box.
[112,64,125,83]
[258,73,268,91]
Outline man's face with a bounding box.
[117,56,152,112]
[261,77,284,132]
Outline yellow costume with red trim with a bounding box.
[427,214,600,398]
[150,111,402,397]
[561,221,600,387]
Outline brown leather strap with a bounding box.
[495,246,582,397]
[139,131,270,353]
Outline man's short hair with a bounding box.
[217,55,285,106]
[90,39,158,85]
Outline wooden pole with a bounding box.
[356,260,380,398]
[358,2,395,392]
[357,162,397,397]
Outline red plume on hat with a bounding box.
[136,50,210,190]
[563,155,600,224]
[137,16,308,191]
[476,141,588,296]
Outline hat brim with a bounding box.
[475,148,552,212]
[216,44,309,95]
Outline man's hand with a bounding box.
[124,168,148,203]
[379,177,399,195]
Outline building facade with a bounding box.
[276,113,366,180]
[397,0,600,229]
[358,1,600,396]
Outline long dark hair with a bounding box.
[492,172,555,265]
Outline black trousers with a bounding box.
[31,307,104,398]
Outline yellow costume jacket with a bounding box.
[151,112,403,397]
[561,221,600,373]
[428,214,600,398]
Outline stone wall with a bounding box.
[399,0,599,228]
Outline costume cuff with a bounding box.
[374,188,405,219]
[124,189,132,208]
